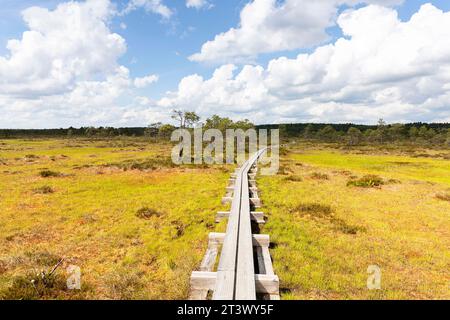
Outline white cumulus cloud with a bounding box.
[134,74,159,88]
[123,0,173,19]
[189,0,405,64]
[164,4,450,124]
[0,0,125,97]
[186,0,212,10]
[0,0,161,128]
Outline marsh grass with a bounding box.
[291,203,332,218]
[435,193,450,201]
[290,203,364,235]
[258,141,450,299]
[0,138,231,299]
[347,174,384,188]
[33,185,54,194]
[310,172,329,180]
[1,272,68,300]
[103,270,145,300]
[39,170,62,178]
[107,157,175,171]
[136,207,163,219]
[284,175,303,182]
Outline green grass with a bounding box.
[0,138,233,299]
[290,147,450,186]
[259,142,450,299]
[1,138,449,300]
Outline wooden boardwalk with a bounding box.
[189,149,279,300]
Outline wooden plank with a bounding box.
[235,155,259,300]
[221,197,233,204]
[191,271,216,291]
[209,232,270,247]
[200,246,218,272]
[250,198,261,207]
[261,247,274,275]
[191,272,279,295]
[213,148,269,300]
[189,289,208,300]
[215,211,265,224]
[213,165,244,300]
[256,247,266,274]
[255,274,279,295]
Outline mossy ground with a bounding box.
[258,142,450,299]
[0,138,231,299]
[1,139,449,299]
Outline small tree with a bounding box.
[303,124,315,139]
[184,112,200,128]
[171,110,200,128]
[158,124,176,139]
[347,127,363,146]
[376,118,388,144]
[316,125,338,142]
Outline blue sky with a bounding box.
[1,0,450,128]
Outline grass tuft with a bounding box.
[33,186,54,194]
[39,170,61,178]
[310,172,329,180]
[0,272,67,300]
[284,175,303,182]
[104,270,144,300]
[292,203,333,218]
[347,175,384,188]
[25,251,62,266]
[435,193,450,202]
[136,207,162,219]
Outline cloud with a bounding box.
[123,0,173,19]
[189,0,404,64]
[163,4,450,124]
[134,74,159,88]
[186,0,212,10]
[0,0,125,98]
[0,0,162,128]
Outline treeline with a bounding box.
[261,120,450,146]
[1,116,449,146]
[0,127,150,138]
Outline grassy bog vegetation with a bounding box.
[0,131,449,300]
[0,138,233,299]
[258,142,450,299]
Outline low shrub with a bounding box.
[310,172,329,180]
[25,251,61,266]
[104,270,144,300]
[33,186,54,194]
[136,207,162,219]
[0,272,67,300]
[284,175,303,182]
[292,203,333,218]
[436,193,450,202]
[39,170,61,178]
[347,175,384,188]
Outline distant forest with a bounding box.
[1,119,450,146]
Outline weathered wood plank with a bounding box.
[192,272,279,295]
[261,247,274,275]
[215,211,265,224]
[255,274,279,295]
[250,198,261,207]
[221,197,233,204]
[235,170,256,299]
[199,246,218,272]
[209,232,270,247]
